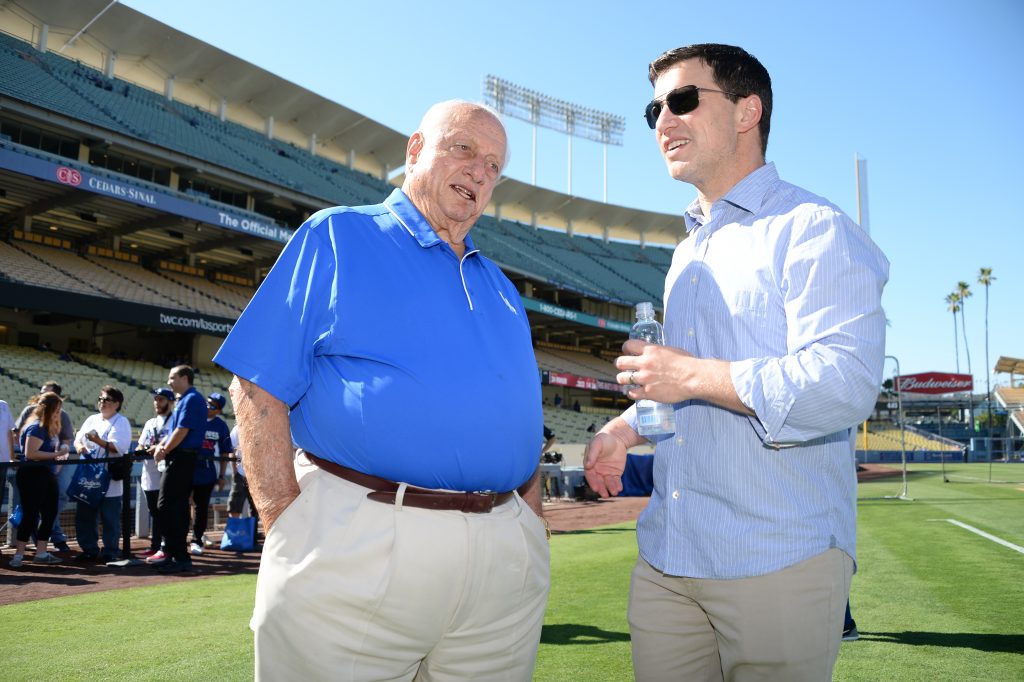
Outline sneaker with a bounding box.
[75,552,100,562]
[145,550,167,565]
[842,625,860,642]
[53,541,72,553]
[9,554,24,568]
[139,548,160,558]
[157,558,194,574]
[189,542,204,556]
[34,553,63,565]
[201,534,214,548]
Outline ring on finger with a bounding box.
[629,369,638,385]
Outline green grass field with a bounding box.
[3,463,1022,681]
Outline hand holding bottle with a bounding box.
[627,302,675,438]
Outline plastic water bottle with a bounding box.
[630,302,675,437]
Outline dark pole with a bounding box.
[121,453,133,559]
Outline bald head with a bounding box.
[402,100,508,253]
[410,100,508,170]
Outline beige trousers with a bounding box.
[252,454,550,682]
[629,549,853,682]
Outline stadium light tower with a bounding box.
[484,75,625,201]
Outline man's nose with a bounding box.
[465,157,486,183]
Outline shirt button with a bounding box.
[687,329,695,337]
[675,436,685,445]
[691,276,698,284]
[672,490,681,500]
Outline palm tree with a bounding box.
[978,268,996,442]
[957,281,974,433]
[945,292,961,373]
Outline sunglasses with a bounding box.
[97,396,114,403]
[643,85,741,129]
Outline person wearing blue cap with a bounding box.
[189,392,232,555]
[136,387,175,561]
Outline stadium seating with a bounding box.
[543,406,609,445]
[535,346,616,381]
[861,423,961,452]
[0,344,235,431]
[0,30,676,310]
[0,241,102,296]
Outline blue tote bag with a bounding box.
[66,460,110,508]
[220,516,256,552]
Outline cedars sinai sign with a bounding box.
[895,372,973,394]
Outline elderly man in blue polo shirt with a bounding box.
[215,100,548,681]
[152,365,206,574]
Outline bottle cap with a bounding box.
[635,301,654,319]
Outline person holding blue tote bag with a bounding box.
[72,386,132,562]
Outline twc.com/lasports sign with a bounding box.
[158,312,233,336]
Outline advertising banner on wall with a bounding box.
[895,372,973,394]
[0,144,292,243]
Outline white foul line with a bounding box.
[945,520,1024,555]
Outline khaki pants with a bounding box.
[629,549,852,681]
[252,454,550,681]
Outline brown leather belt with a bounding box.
[305,452,514,513]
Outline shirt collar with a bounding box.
[384,188,478,253]
[683,162,779,233]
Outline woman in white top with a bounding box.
[73,385,132,562]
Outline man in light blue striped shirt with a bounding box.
[585,44,889,681]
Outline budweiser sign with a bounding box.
[895,372,973,394]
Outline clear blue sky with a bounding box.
[125,0,1024,389]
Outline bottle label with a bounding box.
[638,413,661,426]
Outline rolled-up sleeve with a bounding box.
[732,208,889,445]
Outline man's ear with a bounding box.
[735,94,762,135]
[406,132,424,168]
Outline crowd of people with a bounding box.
[1,367,255,573]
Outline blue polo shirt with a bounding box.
[168,386,207,451]
[214,189,541,492]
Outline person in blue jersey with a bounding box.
[215,100,548,681]
[9,391,68,567]
[151,365,206,574]
[188,392,232,556]
[584,44,889,680]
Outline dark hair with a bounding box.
[100,385,124,412]
[170,365,195,385]
[648,43,772,156]
[31,391,63,438]
[40,380,63,395]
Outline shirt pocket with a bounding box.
[730,289,769,317]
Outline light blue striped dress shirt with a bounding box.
[625,162,889,579]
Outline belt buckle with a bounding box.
[470,490,498,513]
